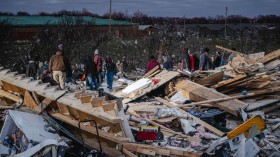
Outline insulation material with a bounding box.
[0,110,66,145]
[170,91,191,104]
[122,78,152,94]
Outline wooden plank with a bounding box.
[23,90,38,109]
[195,71,224,86]
[80,93,95,104]
[215,45,245,57]
[176,80,248,116]
[91,96,107,107]
[211,74,248,89]
[68,107,80,119]
[0,106,13,109]
[257,49,280,64]
[246,99,280,112]
[122,148,137,157]
[136,147,156,156]
[143,65,159,78]
[0,89,21,102]
[50,112,131,143]
[31,91,41,105]
[122,143,199,157]
[35,98,53,113]
[179,87,280,108]
[155,97,224,137]
[57,102,70,116]
[260,103,280,113]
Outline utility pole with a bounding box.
[109,0,112,33]
[225,6,227,38]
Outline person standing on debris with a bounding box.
[49,44,66,89]
[105,56,116,90]
[146,55,160,73]
[64,56,72,83]
[199,47,210,72]
[162,54,173,71]
[214,51,222,68]
[193,53,200,70]
[188,49,195,71]
[26,57,39,79]
[180,48,191,71]
[84,56,98,90]
[228,48,237,63]
[93,49,103,86]
[121,56,129,73]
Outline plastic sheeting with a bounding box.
[0,110,66,145]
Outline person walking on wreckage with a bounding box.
[48,44,66,90]
[180,48,191,71]
[84,56,98,90]
[105,56,116,90]
[93,49,103,86]
[199,47,210,72]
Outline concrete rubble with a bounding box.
[0,47,279,156]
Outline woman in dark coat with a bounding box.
[84,56,98,90]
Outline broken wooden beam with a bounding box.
[127,109,201,143]
[175,80,248,116]
[178,87,280,108]
[257,49,280,64]
[215,45,245,57]
[0,89,21,102]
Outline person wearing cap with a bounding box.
[199,47,210,72]
[93,49,103,86]
[49,44,66,89]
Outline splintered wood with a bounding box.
[176,80,248,116]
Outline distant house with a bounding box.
[0,16,136,40]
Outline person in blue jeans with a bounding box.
[105,56,116,89]
[84,56,98,90]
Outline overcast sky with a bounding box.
[0,0,279,17]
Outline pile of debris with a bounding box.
[0,46,279,156]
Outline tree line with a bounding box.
[0,9,280,25]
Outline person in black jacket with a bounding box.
[84,56,98,90]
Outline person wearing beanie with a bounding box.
[93,49,103,86]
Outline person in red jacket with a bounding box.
[93,49,103,86]
[146,55,160,73]
[188,49,195,71]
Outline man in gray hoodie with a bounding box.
[199,47,210,72]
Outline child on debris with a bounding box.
[105,56,116,90]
